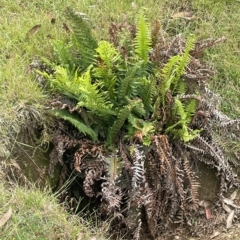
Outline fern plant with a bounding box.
[39,13,237,238]
[40,8,200,146]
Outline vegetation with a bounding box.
[1,0,240,156]
[0,181,107,240]
[40,9,200,145]
[36,6,240,239]
[1,0,240,239]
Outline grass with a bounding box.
[0,182,107,240]
[0,0,240,239]
[191,0,240,118]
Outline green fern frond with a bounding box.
[185,98,197,120]
[171,36,195,92]
[106,99,142,145]
[95,41,121,68]
[128,114,155,133]
[46,66,79,100]
[65,8,98,70]
[177,81,187,96]
[52,40,74,70]
[77,67,115,117]
[182,128,201,142]
[125,96,146,117]
[174,98,187,121]
[160,55,182,105]
[95,73,117,102]
[131,100,146,117]
[160,36,195,105]
[134,13,151,63]
[117,64,141,104]
[94,41,122,100]
[168,127,201,142]
[174,98,197,123]
[138,76,156,112]
[166,98,200,142]
[127,114,155,146]
[45,65,116,119]
[175,36,195,80]
[49,109,98,141]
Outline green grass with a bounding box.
[0,0,240,238]
[0,182,107,240]
[191,0,240,118]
